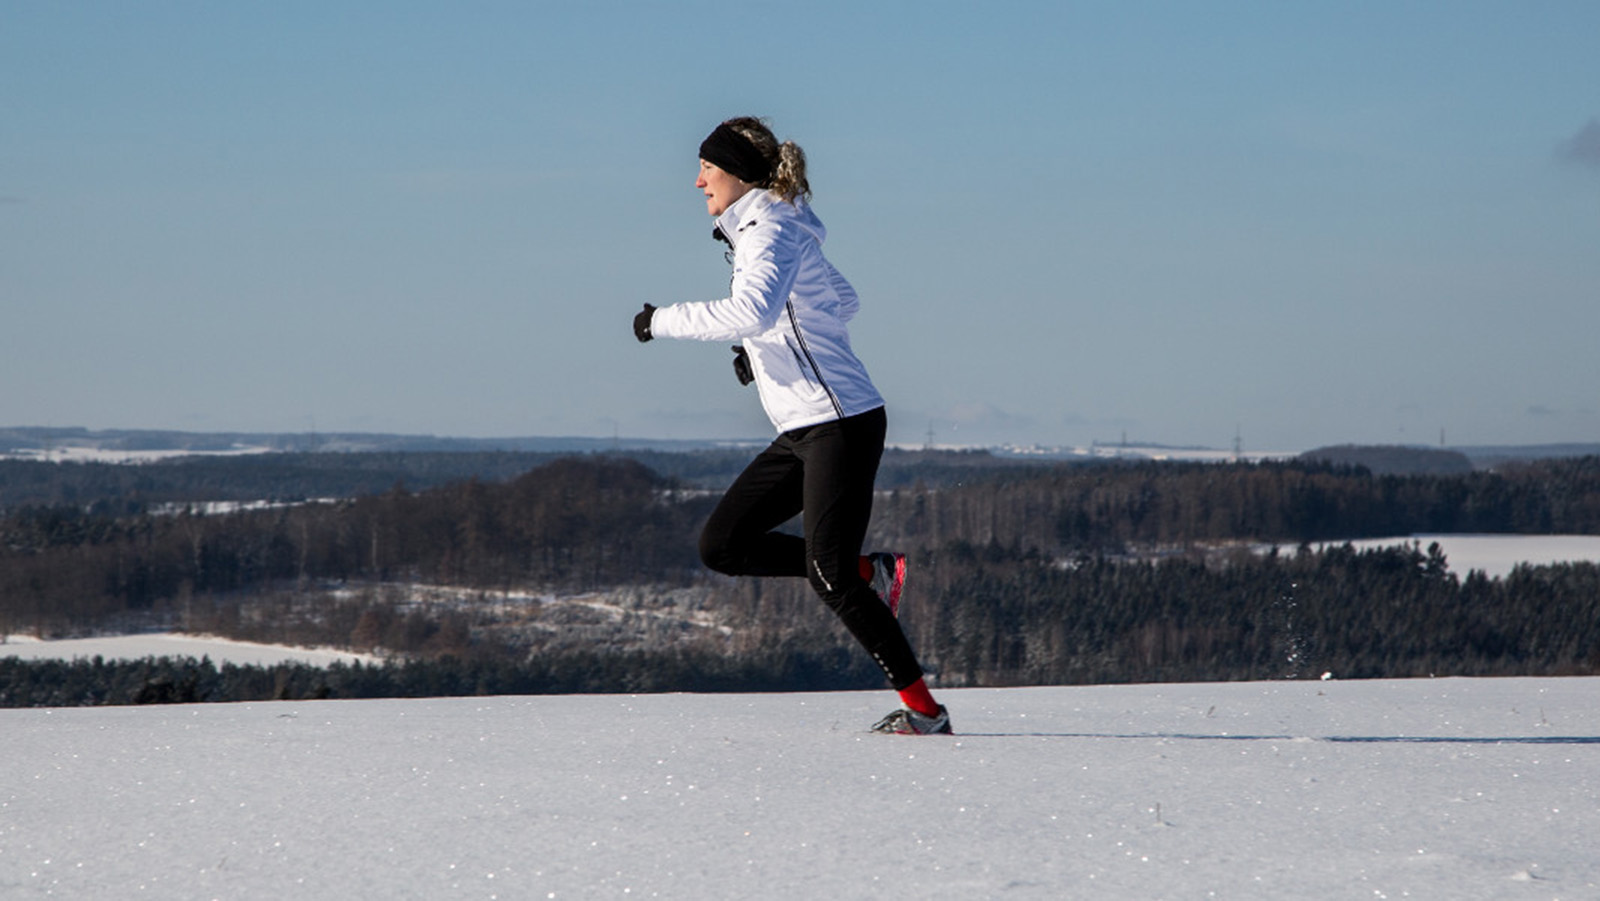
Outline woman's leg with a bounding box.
[698,440,808,578]
[794,408,926,691]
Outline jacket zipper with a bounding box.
[786,301,844,419]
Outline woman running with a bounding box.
[632,116,950,735]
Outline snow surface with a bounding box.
[2,678,1597,900]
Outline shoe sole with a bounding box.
[885,553,906,617]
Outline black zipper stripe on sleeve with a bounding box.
[786,301,844,419]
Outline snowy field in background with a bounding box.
[0,634,377,668]
[3,678,1597,899]
[1278,534,1600,580]
[0,445,274,464]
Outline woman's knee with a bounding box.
[806,557,863,605]
[698,528,739,574]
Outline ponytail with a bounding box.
[770,140,811,203]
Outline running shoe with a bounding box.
[870,705,953,735]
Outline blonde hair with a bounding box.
[724,116,811,203]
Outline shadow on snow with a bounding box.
[956,732,1600,745]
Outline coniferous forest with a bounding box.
[3,452,1599,706]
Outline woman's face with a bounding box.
[697,160,752,217]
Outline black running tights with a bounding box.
[698,407,924,690]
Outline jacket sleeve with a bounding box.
[651,221,800,342]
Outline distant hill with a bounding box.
[7,427,1597,473]
[1456,443,1600,467]
[1300,443,1600,474]
[1299,444,1475,476]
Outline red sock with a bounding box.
[898,678,940,717]
[858,556,874,581]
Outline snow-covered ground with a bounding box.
[2,678,1596,899]
[0,634,376,668]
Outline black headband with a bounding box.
[699,123,771,185]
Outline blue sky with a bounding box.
[4,2,1597,451]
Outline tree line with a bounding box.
[4,454,1600,705]
[1,457,710,637]
[896,542,1600,686]
[0,643,877,708]
[0,446,1012,511]
[4,542,1595,706]
[867,455,1600,553]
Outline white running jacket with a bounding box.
[650,189,885,433]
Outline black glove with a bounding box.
[633,304,656,343]
[731,345,754,386]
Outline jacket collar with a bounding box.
[712,189,826,249]
[712,188,769,249]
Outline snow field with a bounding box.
[1314,534,1600,580]
[0,633,377,668]
[2,677,1597,900]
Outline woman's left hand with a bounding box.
[633,304,656,343]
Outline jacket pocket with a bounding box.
[783,336,819,389]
